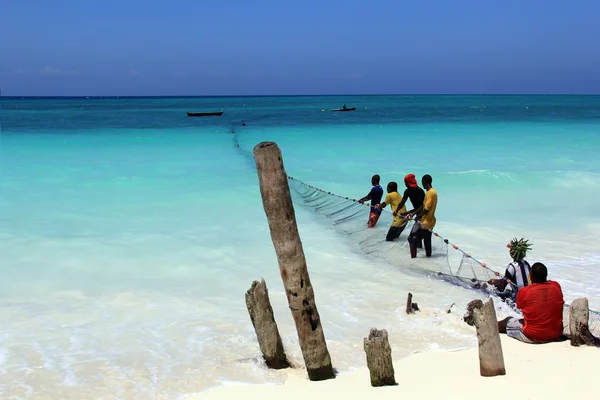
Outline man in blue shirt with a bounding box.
[358,174,384,227]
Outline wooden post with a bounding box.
[245,279,290,369]
[405,292,419,314]
[471,298,506,377]
[569,298,598,347]
[405,293,413,314]
[364,328,396,387]
[253,141,335,381]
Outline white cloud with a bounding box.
[42,66,78,75]
[128,68,141,76]
[13,68,25,74]
[174,71,187,77]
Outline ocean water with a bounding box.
[1,95,600,399]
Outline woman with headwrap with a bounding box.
[488,237,533,299]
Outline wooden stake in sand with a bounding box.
[405,292,419,314]
[253,141,335,381]
[245,279,290,369]
[470,298,506,377]
[363,328,396,387]
[569,298,598,347]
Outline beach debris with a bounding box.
[569,298,600,347]
[245,278,290,369]
[470,298,506,377]
[405,292,420,314]
[253,141,335,381]
[446,302,455,314]
[364,328,397,387]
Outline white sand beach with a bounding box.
[194,335,598,400]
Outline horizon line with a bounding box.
[2,93,600,99]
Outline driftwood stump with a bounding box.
[471,298,506,377]
[364,328,396,387]
[245,279,290,369]
[405,292,419,314]
[253,142,335,381]
[569,298,598,347]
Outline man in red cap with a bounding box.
[393,173,426,248]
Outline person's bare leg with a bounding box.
[498,317,511,333]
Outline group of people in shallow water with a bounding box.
[358,173,437,259]
[356,175,591,345]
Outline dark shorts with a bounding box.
[386,224,406,241]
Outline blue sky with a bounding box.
[1,0,599,96]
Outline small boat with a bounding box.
[331,105,356,112]
[187,111,224,117]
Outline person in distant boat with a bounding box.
[487,238,533,300]
[342,104,347,110]
[407,174,437,258]
[496,262,565,344]
[358,174,384,228]
[393,174,426,248]
[374,182,408,241]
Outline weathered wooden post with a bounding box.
[569,298,598,347]
[245,279,290,369]
[470,298,506,377]
[364,328,396,386]
[405,293,414,314]
[405,292,419,314]
[253,141,335,381]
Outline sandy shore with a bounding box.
[193,335,598,400]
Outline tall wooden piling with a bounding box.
[471,298,506,377]
[253,141,335,381]
[245,279,290,369]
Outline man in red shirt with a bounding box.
[498,262,565,344]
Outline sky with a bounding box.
[1,0,600,96]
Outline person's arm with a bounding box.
[504,265,516,286]
[358,188,374,204]
[375,194,390,210]
[412,204,424,219]
[375,201,387,210]
[488,266,512,290]
[393,191,409,216]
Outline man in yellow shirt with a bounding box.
[375,182,408,241]
[408,174,437,258]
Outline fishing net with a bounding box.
[287,177,496,289]
[232,125,600,339]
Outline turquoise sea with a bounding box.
[2,95,600,399]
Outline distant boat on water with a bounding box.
[331,104,356,112]
[187,111,224,117]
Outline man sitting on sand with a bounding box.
[358,174,384,227]
[375,182,408,241]
[498,262,565,344]
[488,238,533,300]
